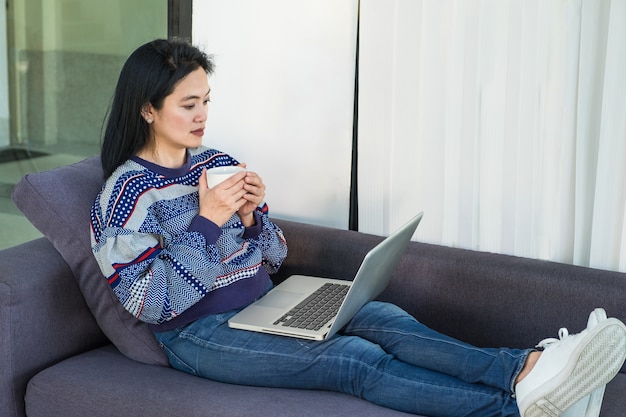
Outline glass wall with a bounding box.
[0,0,167,249]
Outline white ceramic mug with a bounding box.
[205,166,245,188]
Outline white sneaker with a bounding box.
[561,308,608,417]
[515,312,626,417]
[587,308,608,327]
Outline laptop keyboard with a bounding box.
[273,282,350,331]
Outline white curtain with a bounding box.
[358,0,626,272]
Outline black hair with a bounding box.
[100,39,214,178]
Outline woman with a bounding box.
[90,39,626,417]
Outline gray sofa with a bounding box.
[2,156,625,417]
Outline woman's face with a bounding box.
[145,67,211,158]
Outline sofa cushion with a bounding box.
[24,345,626,417]
[25,345,417,417]
[12,156,169,366]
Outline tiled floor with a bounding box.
[0,145,98,250]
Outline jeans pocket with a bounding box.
[158,340,199,376]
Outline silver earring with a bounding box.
[146,119,153,124]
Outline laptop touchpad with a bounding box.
[255,290,301,309]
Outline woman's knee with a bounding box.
[353,301,415,324]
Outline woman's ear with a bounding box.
[141,103,155,124]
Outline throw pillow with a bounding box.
[12,156,169,366]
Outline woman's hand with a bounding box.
[238,171,266,227]
[198,169,248,227]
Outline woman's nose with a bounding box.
[196,104,208,122]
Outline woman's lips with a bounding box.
[191,128,205,137]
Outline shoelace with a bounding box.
[536,327,570,349]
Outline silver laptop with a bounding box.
[228,212,423,340]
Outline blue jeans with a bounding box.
[154,301,528,417]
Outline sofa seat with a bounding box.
[25,344,416,417]
[24,343,626,417]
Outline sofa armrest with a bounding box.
[0,238,108,417]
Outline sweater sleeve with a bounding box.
[91,210,227,324]
[245,207,288,275]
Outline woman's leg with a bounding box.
[154,308,521,417]
[344,301,531,394]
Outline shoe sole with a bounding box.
[523,319,626,417]
[583,308,608,417]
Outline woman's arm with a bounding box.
[91,209,227,324]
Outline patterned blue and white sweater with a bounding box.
[90,146,288,331]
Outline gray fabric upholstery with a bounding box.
[0,238,108,417]
[25,345,416,417]
[11,156,169,367]
[382,239,626,355]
